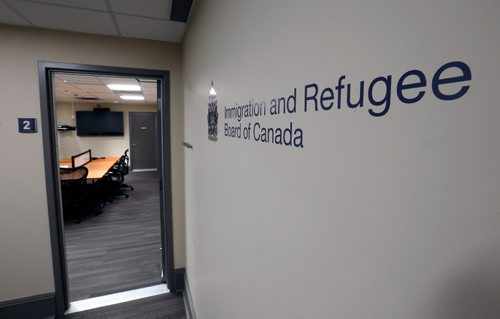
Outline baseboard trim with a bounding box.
[0,293,55,318]
[173,268,186,292]
[182,272,197,319]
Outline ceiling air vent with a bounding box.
[171,0,194,22]
[76,97,100,101]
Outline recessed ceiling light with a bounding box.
[107,84,141,91]
[120,95,144,101]
[63,80,67,83]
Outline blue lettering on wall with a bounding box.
[222,60,472,148]
[302,60,471,117]
[367,75,392,117]
[432,61,471,101]
[397,70,427,104]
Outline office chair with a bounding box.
[60,166,89,223]
[109,150,134,190]
[120,149,134,191]
[104,156,130,199]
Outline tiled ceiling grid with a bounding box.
[54,73,157,105]
[0,0,189,42]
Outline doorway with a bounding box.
[38,62,175,316]
[130,112,158,171]
[54,72,162,303]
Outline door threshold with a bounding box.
[65,284,169,314]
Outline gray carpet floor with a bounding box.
[64,171,163,301]
[63,293,186,319]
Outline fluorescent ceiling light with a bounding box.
[107,84,141,91]
[120,95,144,101]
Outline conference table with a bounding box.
[60,156,120,180]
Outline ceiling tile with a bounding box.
[115,14,185,42]
[56,74,102,84]
[109,0,171,20]
[53,76,64,84]
[6,0,118,36]
[56,97,73,103]
[74,92,99,98]
[142,89,158,95]
[65,85,86,95]
[53,74,154,105]
[73,84,113,94]
[100,77,139,86]
[30,0,108,11]
[0,1,31,26]
[118,99,133,104]
[141,83,158,94]
[55,91,74,98]
[56,95,78,102]
[55,83,82,94]
[92,92,120,100]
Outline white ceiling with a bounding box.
[54,73,157,105]
[0,0,189,42]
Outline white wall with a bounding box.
[0,25,185,302]
[56,102,156,161]
[182,1,500,318]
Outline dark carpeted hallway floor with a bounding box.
[63,293,186,319]
[64,171,163,301]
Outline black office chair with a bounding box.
[104,155,130,199]
[109,150,134,190]
[60,166,89,223]
[120,149,134,191]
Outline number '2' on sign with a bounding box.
[18,118,37,133]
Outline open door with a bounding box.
[38,62,175,316]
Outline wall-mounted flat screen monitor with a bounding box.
[76,111,124,136]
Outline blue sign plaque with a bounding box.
[18,118,37,133]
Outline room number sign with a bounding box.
[18,118,37,133]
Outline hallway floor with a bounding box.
[64,171,163,301]
[63,293,186,319]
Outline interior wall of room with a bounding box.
[0,25,185,302]
[56,102,156,162]
[182,0,500,318]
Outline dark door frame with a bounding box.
[129,111,158,171]
[38,61,175,316]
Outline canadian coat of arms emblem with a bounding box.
[208,82,218,142]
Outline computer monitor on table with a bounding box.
[71,149,91,168]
